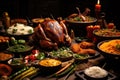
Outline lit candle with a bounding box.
[95,0,101,12]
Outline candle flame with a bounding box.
[97,0,100,4]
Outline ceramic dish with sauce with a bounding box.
[39,58,62,75]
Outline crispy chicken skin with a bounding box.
[70,41,96,54]
[79,41,94,49]
[31,18,71,50]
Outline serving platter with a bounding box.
[7,45,33,53]
[47,47,73,62]
[6,45,34,58]
[65,16,97,24]
[75,70,117,80]
[88,51,100,59]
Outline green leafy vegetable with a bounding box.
[116,44,120,50]
[36,52,45,60]
[7,45,32,52]
[12,29,17,34]
[28,29,33,34]
[18,40,26,44]
[73,54,89,59]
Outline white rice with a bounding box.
[84,66,108,78]
[7,23,34,35]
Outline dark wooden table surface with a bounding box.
[31,55,120,80]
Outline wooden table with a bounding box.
[32,55,108,80]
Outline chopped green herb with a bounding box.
[21,29,25,31]
[116,44,120,50]
[28,29,33,34]
[12,29,17,33]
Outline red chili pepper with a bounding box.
[25,56,30,64]
[25,59,29,64]
[32,50,39,55]
[25,56,29,60]
[29,55,36,61]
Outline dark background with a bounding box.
[0,0,119,29]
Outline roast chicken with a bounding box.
[30,18,72,50]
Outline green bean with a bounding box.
[18,39,26,44]
[19,68,39,80]
[9,66,29,79]
[13,67,35,80]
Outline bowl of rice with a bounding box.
[84,66,108,80]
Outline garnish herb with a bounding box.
[116,44,120,50]
[12,29,17,34]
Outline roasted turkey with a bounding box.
[30,18,72,50]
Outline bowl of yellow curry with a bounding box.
[97,39,120,60]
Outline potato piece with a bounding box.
[70,43,81,53]
[79,41,94,49]
[78,48,96,54]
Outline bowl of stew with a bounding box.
[65,16,97,24]
[0,51,14,63]
[65,14,97,37]
[93,29,120,43]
